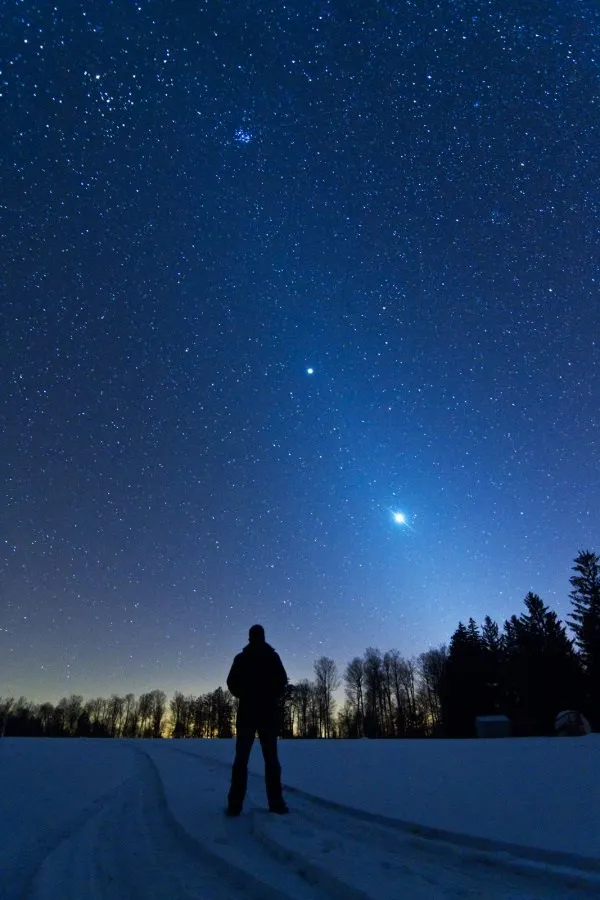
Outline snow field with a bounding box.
[1,736,599,899]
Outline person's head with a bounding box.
[248,623,265,644]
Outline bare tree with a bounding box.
[38,702,54,735]
[176,694,198,738]
[57,695,84,735]
[205,691,217,737]
[170,691,187,738]
[381,652,398,736]
[84,697,108,735]
[122,693,138,737]
[336,701,355,739]
[396,658,423,734]
[292,680,312,737]
[314,657,340,737]
[191,694,208,737]
[230,695,240,734]
[306,682,321,738]
[281,683,296,737]
[0,697,14,737]
[418,645,448,733]
[106,695,125,737]
[211,687,234,738]
[344,657,365,736]
[149,689,167,738]
[363,648,385,737]
[49,701,67,735]
[385,649,408,737]
[137,692,154,737]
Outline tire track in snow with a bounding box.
[24,750,228,900]
[253,789,600,900]
[156,742,600,900]
[24,746,312,900]
[139,743,336,900]
[24,743,341,900]
[0,738,136,899]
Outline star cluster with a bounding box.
[1,0,599,701]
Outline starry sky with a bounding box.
[2,0,599,703]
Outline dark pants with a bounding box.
[228,725,283,810]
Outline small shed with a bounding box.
[475,715,511,738]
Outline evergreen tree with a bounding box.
[440,619,492,737]
[568,551,600,649]
[504,593,583,734]
[480,615,508,713]
[567,550,600,724]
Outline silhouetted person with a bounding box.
[226,624,289,815]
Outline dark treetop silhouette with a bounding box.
[226,624,289,815]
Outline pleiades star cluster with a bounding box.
[1,0,598,701]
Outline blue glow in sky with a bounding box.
[1,0,598,702]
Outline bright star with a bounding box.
[393,512,406,525]
[306,367,314,375]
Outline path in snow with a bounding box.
[145,742,600,900]
[23,744,321,900]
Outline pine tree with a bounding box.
[440,619,493,737]
[567,550,600,724]
[568,550,600,657]
[481,616,502,653]
[480,615,507,713]
[504,593,583,734]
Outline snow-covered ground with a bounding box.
[1,736,599,899]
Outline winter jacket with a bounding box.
[227,641,288,729]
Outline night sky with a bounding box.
[2,0,599,703]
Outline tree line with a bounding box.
[2,550,598,739]
[440,550,599,736]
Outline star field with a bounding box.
[1,0,599,702]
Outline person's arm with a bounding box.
[273,653,288,697]
[227,654,245,698]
